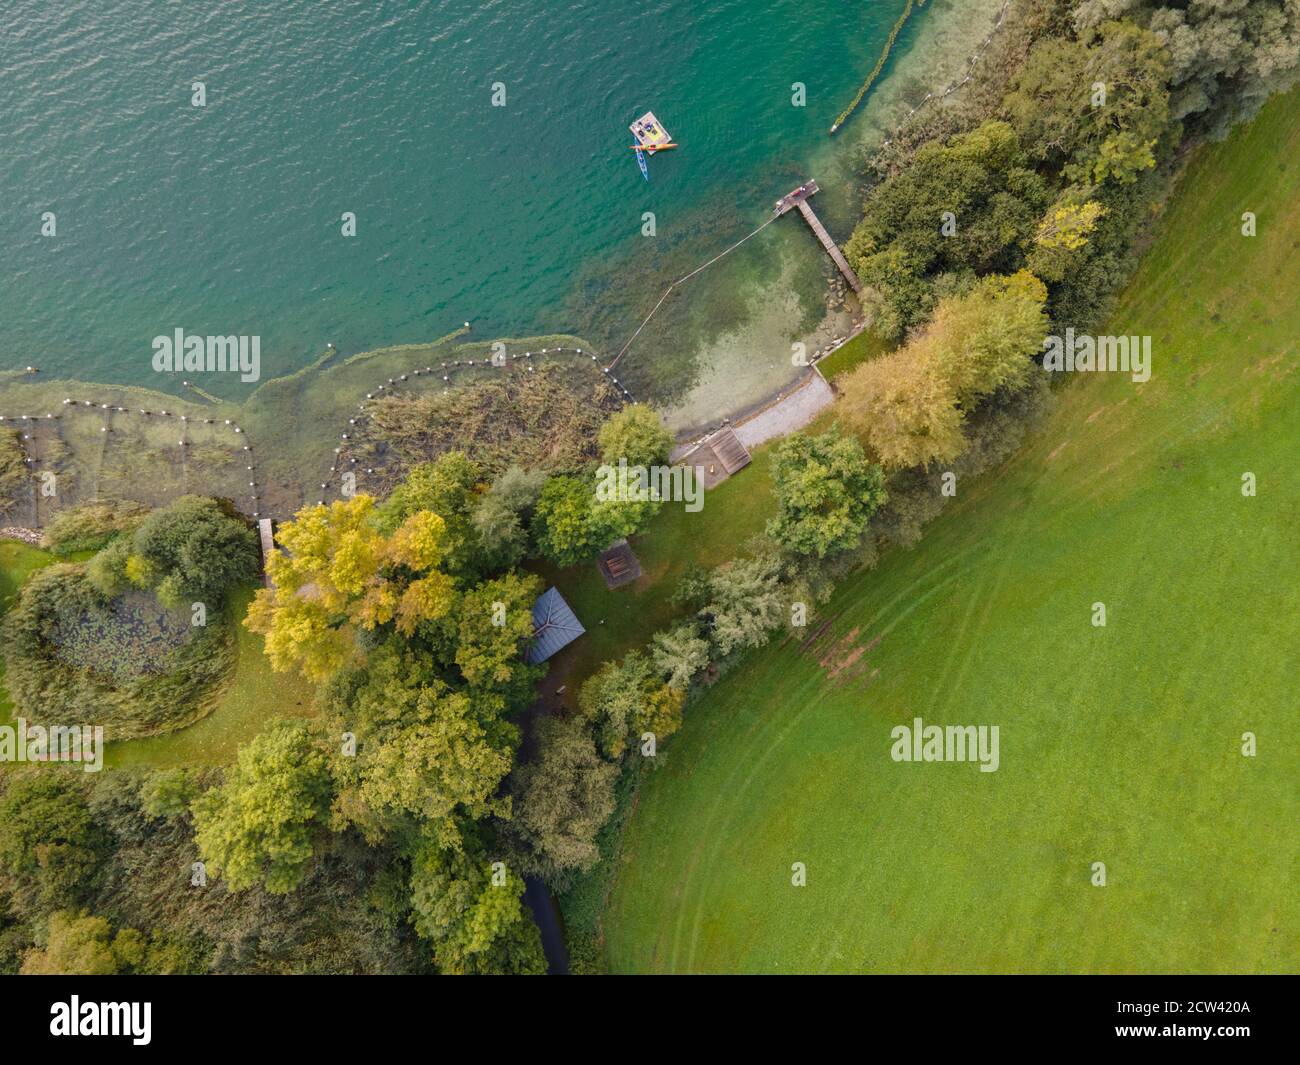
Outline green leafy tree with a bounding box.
[598,404,674,467]
[1073,0,1300,138]
[505,715,618,884]
[455,572,545,702]
[192,720,334,893]
[767,427,887,558]
[487,465,547,516]
[20,912,125,975]
[928,270,1050,407]
[1002,20,1172,185]
[698,555,788,657]
[531,475,655,568]
[407,829,543,975]
[140,767,199,820]
[246,495,457,681]
[0,774,108,909]
[470,494,527,571]
[126,495,259,607]
[650,621,711,690]
[374,452,485,580]
[579,650,686,758]
[326,639,517,840]
[845,120,1050,337]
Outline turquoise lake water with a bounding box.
[2,0,929,416]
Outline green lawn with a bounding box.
[600,90,1300,973]
[814,328,891,380]
[105,584,317,767]
[534,447,780,702]
[0,545,315,766]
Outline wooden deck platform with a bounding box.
[774,180,862,293]
[597,538,643,590]
[257,518,275,586]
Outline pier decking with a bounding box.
[774,180,862,293]
[257,518,275,586]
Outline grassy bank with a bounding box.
[599,89,1300,973]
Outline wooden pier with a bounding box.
[773,180,862,293]
[257,518,275,586]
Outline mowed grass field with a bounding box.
[601,91,1300,973]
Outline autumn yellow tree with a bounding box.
[245,495,457,681]
[840,351,966,470]
[841,270,1048,469]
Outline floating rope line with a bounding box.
[872,0,1012,159]
[830,0,929,135]
[607,213,781,372]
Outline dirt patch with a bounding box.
[804,623,883,688]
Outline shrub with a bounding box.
[41,500,150,556]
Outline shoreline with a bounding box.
[0,0,1017,507]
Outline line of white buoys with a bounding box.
[875,0,1012,155]
[0,397,266,517]
[317,345,632,504]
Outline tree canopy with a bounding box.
[767,427,887,558]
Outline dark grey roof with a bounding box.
[527,586,586,664]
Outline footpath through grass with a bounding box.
[600,90,1300,973]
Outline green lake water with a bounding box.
[2,0,941,425]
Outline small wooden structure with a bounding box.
[774,179,863,293]
[679,425,752,490]
[527,587,586,665]
[257,518,276,587]
[597,538,642,590]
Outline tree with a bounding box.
[845,120,1050,338]
[126,495,259,608]
[925,271,1049,408]
[1035,198,1107,250]
[579,650,685,758]
[699,555,788,657]
[531,475,656,568]
[407,829,544,975]
[839,271,1048,468]
[1002,20,1172,185]
[650,621,711,690]
[598,404,674,467]
[1073,1,1300,138]
[506,715,618,884]
[470,494,527,572]
[455,572,545,702]
[487,465,547,517]
[1029,193,1109,281]
[0,774,108,909]
[766,427,887,558]
[192,720,333,893]
[374,452,485,581]
[325,639,518,840]
[839,348,965,470]
[245,495,457,681]
[20,912,125,975]
[140,768,199,820]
